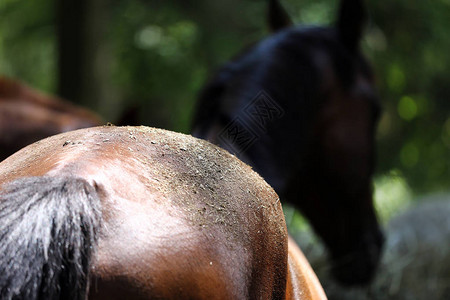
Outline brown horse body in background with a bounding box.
[0,77,102,161]
[0,126,326,299]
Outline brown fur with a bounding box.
[0,126,326,299]
[0,77,102,161]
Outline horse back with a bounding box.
[0,126,289,299]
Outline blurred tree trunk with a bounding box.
[57,0,118,120]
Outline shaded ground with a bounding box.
[290,195,450,300]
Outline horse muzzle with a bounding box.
[330,226,384,286]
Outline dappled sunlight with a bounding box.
[298,2,333,25]
[399,142,420,168]
[284,203,311,232]
[397,96,418,121]
[386,63,406,93]
[374,171,412,223]
[1,0,448,298]
[364,26,387,52]
[135,21,198,61]
[1,0,448,189]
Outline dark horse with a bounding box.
[0,76,102,162]
[192,0,383,285]
[0,126,326,299]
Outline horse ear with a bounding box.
[268,0,293,32]
[337,0,367,51]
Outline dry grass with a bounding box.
[290,195,450,300]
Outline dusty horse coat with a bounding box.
[0,126,325,299]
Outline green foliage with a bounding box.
[374,171,413,223]
[0,0,56,92]
[364,0,450,193]
[0,0,448,195]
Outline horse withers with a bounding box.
[0,126,326,299]
[0,76,102,161]
[192,0,383,285]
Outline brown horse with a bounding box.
[0,126,326,299]
[192,0,383,285]
[0,76,102,161]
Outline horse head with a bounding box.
[192,0,383,285]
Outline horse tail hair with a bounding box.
[267,0,293,32]
[336,0,367,52]
[0,176,102,300]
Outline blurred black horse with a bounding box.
[192,0,383,285]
